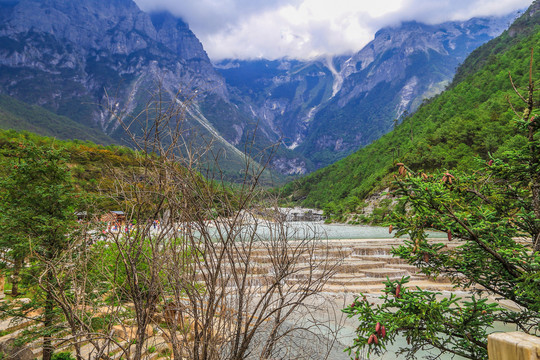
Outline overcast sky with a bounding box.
[134,0,531,61]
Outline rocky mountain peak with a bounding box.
[0,0,212,66]
[150,12,210,63]
[218,11,519,171]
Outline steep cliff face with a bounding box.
[334,17,511,110]
[218,14,517,169]
[2,0,153,50]
[215,59,334,153]
[0,0,237,140]
[0,0,229,123]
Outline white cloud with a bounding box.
[133,0,531,60]
[382,0,530,24]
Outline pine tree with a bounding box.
[0,142,80,360]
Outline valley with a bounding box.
[0,0,518,177]
[0,0,539,359]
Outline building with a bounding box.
[101,211,126,225]
[277,207,325,222]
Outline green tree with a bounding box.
[343,55,540,359]
[0,142,79,360]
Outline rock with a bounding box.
[15,298,31,304]
[112,325,154,341]
[0,338,35,360]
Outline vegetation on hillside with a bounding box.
[0,142,81,360]
[343,55,540,359]
[0,81,285,185]
[0,129,143,209]
[0,94,116,145]
[281,2,540,218]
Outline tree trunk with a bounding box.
[10,256,22,297]
[42,270,55,360]
[532,182,540,253]
[529,112,540,252]
[525,50,540,252]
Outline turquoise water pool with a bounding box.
[206,221,446,241]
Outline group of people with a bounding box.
[102,219,161,235]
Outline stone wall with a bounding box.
[488,332,540,360]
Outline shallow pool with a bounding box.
[206,221,446,241]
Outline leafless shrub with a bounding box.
[36,84,344,360]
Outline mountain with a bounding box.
[0,0,520,179]
[280,0,540,216]
[0,0,295,180]
[0,0,226,127]
[217,14,517,169]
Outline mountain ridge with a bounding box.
[0,0,522,179]
[279,0,540,216]
[0,0,289,179]
[217,13,518,170]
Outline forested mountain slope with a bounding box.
[0,94,115,145]
[0,128,138,207]
[281,0,540,215]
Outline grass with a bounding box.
[1,281,36,301]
